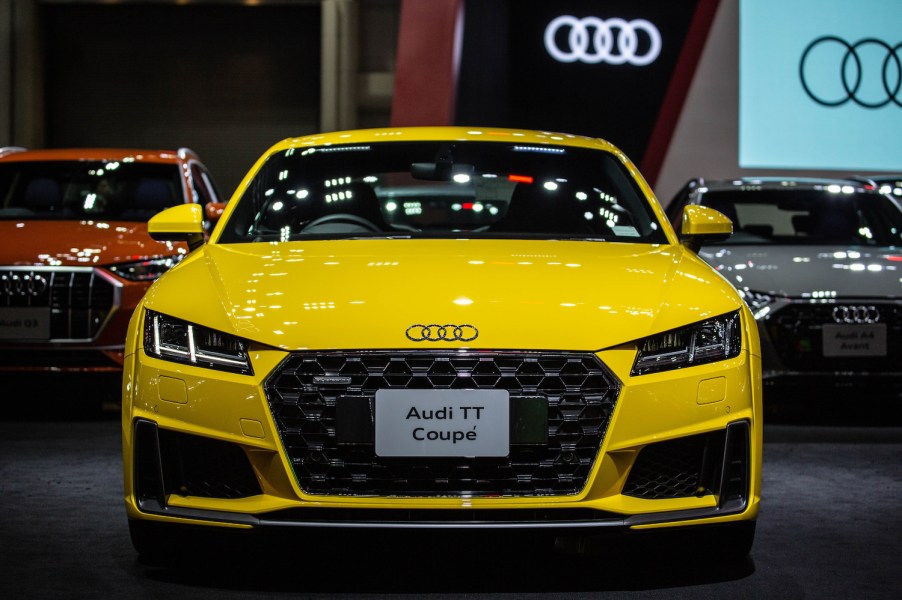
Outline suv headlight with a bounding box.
[143,310,253,375]
[631,311,742,376]
[109,256,183,281]
[738,288,774,318]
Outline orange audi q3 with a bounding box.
[0,147,225,375]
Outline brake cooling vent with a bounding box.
[622,433,713,499]
[622,421,750,508]
[133,420,262,505]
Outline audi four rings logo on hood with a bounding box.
[406,324,479,342]
[544,16,662,66]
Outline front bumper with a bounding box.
[757,299,902,383]
[0,266,148,372]
[122,340,762,532]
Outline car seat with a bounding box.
[119,178,177,221]
[24,178,64,215]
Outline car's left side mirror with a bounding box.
[148,204,205,251]
[680,205,732,253]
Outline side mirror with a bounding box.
[680,205,732,253]
[148,204,205,251]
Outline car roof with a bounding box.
[0,147,197,164]
[270,126,622,154]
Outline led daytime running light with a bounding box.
[143,310,253,375]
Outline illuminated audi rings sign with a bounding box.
[832,305,881,324]
[0,272,48,298]
[800,36,902,108]
[544,16,662,66]
[406,324,479,342]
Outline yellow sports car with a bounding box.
[122,127,761,560]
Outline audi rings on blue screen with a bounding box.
[800,36,902,108]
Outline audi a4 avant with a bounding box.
[668,177,902,397]
[0,147,223,375]
[123,127,762,560]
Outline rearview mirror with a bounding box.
[411,162,475,181]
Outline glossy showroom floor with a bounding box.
[1,376,899,599]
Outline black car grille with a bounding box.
[265,351,620,497]
[0,268,117,340]
[766,302,902,372]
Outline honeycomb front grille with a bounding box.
[265,351,620,497]
[766,302,902,372]
[0,267,117,340]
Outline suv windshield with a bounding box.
[699,189,902,246]
[219,141,667,243]
[0,161,182,221]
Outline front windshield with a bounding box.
[700,189,902,247]
[0,161,182,221]
[219,141,667,243]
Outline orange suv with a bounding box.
[0,147,224,373]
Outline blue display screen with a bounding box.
[739,0,902,171]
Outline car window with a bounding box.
[219,142,667,244]
[697,189,902,246]
[190,163,221,206]
[0,161,183,221]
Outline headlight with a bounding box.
[109,256,183,281]
[631,311,742,376]
[737,288,774,317]
[143,310,253,375]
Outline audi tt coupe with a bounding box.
[668,177,902,398]
[123,127,762,561]
[0,147,224,379]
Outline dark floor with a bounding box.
[0,378,900,599]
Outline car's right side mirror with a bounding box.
[680,205,732,253]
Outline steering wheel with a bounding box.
[301,213,381,233]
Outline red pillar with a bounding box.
[390,0,464,126]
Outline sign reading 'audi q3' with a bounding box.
[740,0,902,171]
[456,0,704,167]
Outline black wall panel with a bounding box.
[43,4,321,196]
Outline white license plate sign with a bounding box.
[0,308,50,340]
[375,389,509,457]
[822,323,887,357]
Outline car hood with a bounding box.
[0,220,181,267]
[142,240,743,351]
[701,245,902,298]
